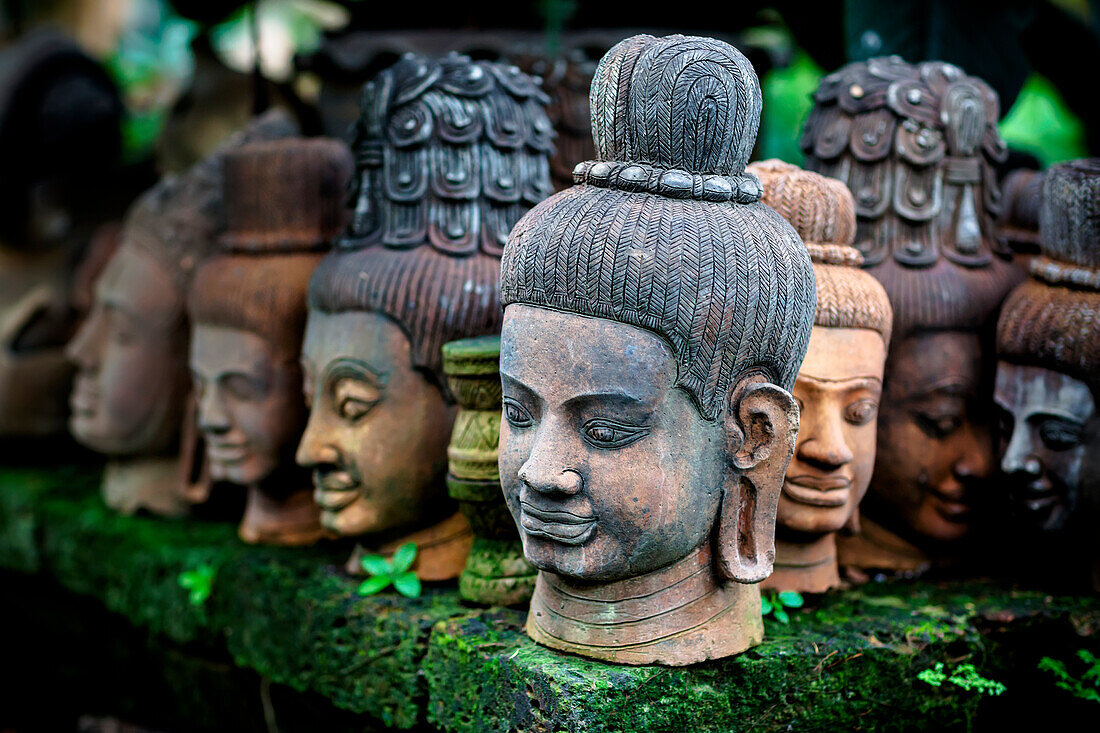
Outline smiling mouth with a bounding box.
[313,470,360,511]
[783,476,851,508]
[519,501,597,545]
[926,489,971,522]
[1011,480,1061,514]
[207,443,248,464]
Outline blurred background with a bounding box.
[0,0,1095,175]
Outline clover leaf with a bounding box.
[357,543,422,598]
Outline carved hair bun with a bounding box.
[221,138,353,253]
[1039,158,1100,272]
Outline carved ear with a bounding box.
[715,377,800,583]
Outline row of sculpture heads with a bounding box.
[56,35,1098,667]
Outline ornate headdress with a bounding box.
[801,57,1020,337]
[308,53,555,381]
[997,159,1100,394]
[501,35,816,419]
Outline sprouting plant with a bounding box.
[918,662,1006,696]
[178,563,216,607]
[1038,650,1100,704]
[357,542,421,598]
[761,590,804,624]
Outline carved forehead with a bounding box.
[190,325,275,377]
[886,331,982,395]
[994,362,1096,423]
[799,327,886,382]
[96,245,181,321]
[500,305,676,406]
[301,310,410,377]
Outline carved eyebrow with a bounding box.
[323,357,385,387]
[561,390,652,411]
[797,374,882,387]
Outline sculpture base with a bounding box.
[525,544,763,666]
[762,533,841,593]
[836,516,933,577]
[458,537,537,606]
[238,485,325,546]
[347,511,474,581]
[102,456,187,517]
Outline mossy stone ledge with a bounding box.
[2,465,1098,732]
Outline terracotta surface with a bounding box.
[188,138,350,546]
[748,161,892,593]
[803,58,1023,573]
[499,35,816,664]
[994,159,1100,584]
[296,53,554,578]
[66,112,296,515]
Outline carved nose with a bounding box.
[196,386,230,435]
[796,418,854,471]
[295,414,339,469]
[519,464,583,497]
[1001,425,1041,477]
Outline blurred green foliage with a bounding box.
[1000,73,1089,167]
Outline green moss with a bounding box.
[2,466,1098,731]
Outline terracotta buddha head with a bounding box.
[188,138,352,544]
[499,34,816,665]
[994,159,1100,549]
[295,53,554,578]
[0,31,125,439]
[803,58,1022,571]
[66,112,296,515]
[749,160,892,593]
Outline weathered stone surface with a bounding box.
[2,465,1098,731]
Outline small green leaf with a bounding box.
[360,554,393,576]
[357,575,392,596]
[773,607,790,624]
[777,590,804,609]
[391,542,418,573]
[392,571,422,598]
[760,596,773,615]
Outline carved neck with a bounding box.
[764,532,840,593]
[346,511,473,581]
[836,516,932,574]
[239,483,325,546]
[102,455,188,517]
[526,543,763,666]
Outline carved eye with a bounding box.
[582,420,649,450]
[338,397,375,421]
[914,411,962,440]
[333,378,379,422]
[844,399,878,426]
[224,374,265,402]
[502,398,533,428]
[1039,420,1082,452]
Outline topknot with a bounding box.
[573,35,764,204]
[502,35,816,420]
[1038,159,1100,272]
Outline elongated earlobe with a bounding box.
[715,378,799,583]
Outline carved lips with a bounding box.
[519,499,597,546]
[312,468,360,512]
[782,475,851,508]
